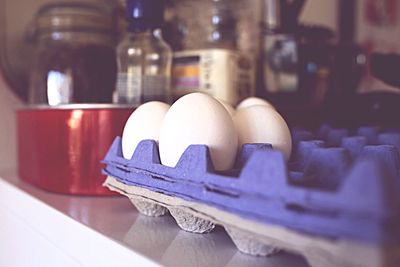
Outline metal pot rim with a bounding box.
[20,103,136,111]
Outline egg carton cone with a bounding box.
[102,125,400,267]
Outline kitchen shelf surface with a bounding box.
[0,170,309,267]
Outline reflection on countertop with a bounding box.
[0,170,309,267]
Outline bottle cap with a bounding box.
[125,0,164,32]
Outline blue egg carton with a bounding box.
[103,125,400,266]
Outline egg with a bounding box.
[236,97,275,110]
[216,98,235,117]
[122,101,170,160]
[159,93,238,171]
[233,105,292,160]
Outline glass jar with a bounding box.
[164,0,262,104]
[29,2,117,105]
[167,0,261,54]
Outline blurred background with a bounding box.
[1,0,400,170]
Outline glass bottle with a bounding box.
[115,0,172,105]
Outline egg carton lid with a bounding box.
[103,137,400,243]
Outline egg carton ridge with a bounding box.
[103,136,400,244]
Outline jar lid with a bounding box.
[125,0,165,32]
[34,2,114,34]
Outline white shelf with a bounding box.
[0,171,309,267]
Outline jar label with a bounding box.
[116,72,141,105]
[171,49,255,105]
[116,72,169,104]
[142,75,169,100]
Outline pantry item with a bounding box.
[28,2,117,105]
[216,98,235,117]
[18,104,132,195]
[167,0,261,104]
[115,0,172,105]
[233,105,292,160]
[158,93,238,171]
[236,97,275,110]
[122,101,170,160]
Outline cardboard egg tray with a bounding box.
[103,125,400,267]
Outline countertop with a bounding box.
[0,170,309,267]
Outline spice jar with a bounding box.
[29,2,117,105]
[164,0,262,105]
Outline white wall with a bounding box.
[0,73,23,170]
[300,0,338,31]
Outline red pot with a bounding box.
[18,104,133,195]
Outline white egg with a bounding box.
[159,93,238,171]
[216,98,235,117]
[233,105,292,161]
[122,101,170,160]
[236,97,275,110]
